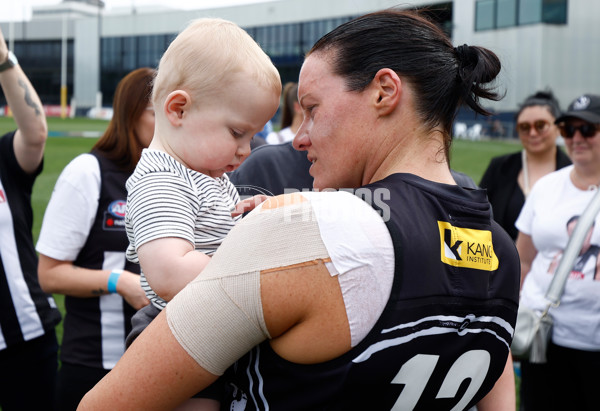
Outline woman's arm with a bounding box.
[0,28,47,174]
[476,355,516,411]
[515,232,537,289]
[78,309,218,410]
[78,260,348,410]
[38,255,149,310]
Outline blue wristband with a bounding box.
[107,270,122,294]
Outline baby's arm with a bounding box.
[127,171,214,302]
[137,237,211,302]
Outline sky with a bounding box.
[1,0,276,22]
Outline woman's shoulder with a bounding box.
[486,151,521,170]
[530,164,573,195]
[52,153,101,197]
[62,153,100,178]
[243,190,392,272]
[248,190,387,232]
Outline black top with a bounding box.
[223,173,520,410]
[62,150,139,369]
[0,131,61,350]
[480,148,571,240]
[229,141,313,197]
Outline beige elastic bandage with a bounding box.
[167,194,330,375]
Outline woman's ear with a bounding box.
[373,68,402,116]
[164,90,191,127]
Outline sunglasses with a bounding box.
[557,123,600,138]
[516,120,551,135]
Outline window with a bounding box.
[542,0,568,24]
[497,0,517,28]
[475,0,495,31]
[519,0,542,24]
[475,0,567,30]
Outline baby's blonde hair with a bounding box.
[153,18,281,110]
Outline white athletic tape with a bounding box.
[167,194,330,375]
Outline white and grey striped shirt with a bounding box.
[125,149,240,309]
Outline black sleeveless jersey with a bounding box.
[61,150,140,369]
[223,173,520,410]
[0,132,61,350]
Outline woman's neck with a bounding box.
[525,145,556,164]
[520,146,557,196]
[571,165,600,191]
[368,128,453,186]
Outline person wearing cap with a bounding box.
[480,90,571,242]
[515,94,600,411]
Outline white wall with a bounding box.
[454,0,600,112]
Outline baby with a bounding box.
[124,17,280,408]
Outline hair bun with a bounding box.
[454,44,477,72]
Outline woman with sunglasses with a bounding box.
[515,94,600,411]
[480,90,571,241]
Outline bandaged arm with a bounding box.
[167,191,394,375]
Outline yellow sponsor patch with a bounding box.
[438,221,499,271]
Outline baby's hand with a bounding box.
[232,195,269,217]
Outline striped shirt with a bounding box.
[125,149,240,309]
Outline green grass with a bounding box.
[451,138,521,183]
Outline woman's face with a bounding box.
[136,105,155,148]
[516,106,559,155]
[293,54,374,190]
[562,118,600,168]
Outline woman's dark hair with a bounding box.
[516,90,561,120]
[308,9,502,156]
[280,82,299,129]
[92,67,156,171]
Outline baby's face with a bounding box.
[175,75,280,178]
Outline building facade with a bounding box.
[0,0,596,120]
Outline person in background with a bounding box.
[480,90,571,241]
[515,94,600,411]
[229,140,313,198]
[36,67,154,410]
[80,10,519,410]
[251,120,271,149]
[0,27,61,410]
[266,82,302,144]
[229,142,477,199]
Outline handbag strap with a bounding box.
[546,187,600,304]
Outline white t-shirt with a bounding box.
[266,127,295,145]
[516,165,600,351]
[36,154,100,260]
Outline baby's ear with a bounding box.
[164,90,191,126]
